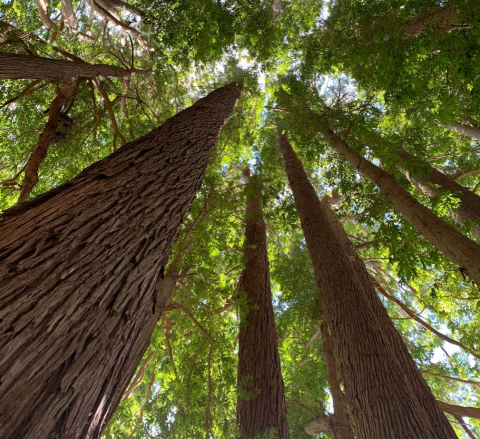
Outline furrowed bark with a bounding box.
[18,77,79,204]
[397,150,480,240]
[319,124,480,286]
[0,83,242,439]
[321,194,461,436]
[237,173,289,439]
[0,53,144,80]
[319,323,354,439]
[278,134,458,439]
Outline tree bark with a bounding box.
[397,150,480,240]
[237,173,289,439]
[18,78,80,204]
[0,83,242,439]
[319,123,480,286]
[319,323,354,439]
[278,134,458,439]
[447,122,480,140]
[321,194,461,437]
[0,53,145,80]
[437,401,480,421]
[61,0,78,30]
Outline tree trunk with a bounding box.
[446,122,480,140]
[319,323,354,439]
[319,124,480,286]
[61,0,78,30]
[278,134,458,439]
[321,194,459,437]
[397,150,480,240]
[237,173,289,439]
[0,53,144,80]
[403,7,462,36]
[0,83,242,439]
[18,77,80,204]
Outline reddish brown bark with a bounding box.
[319,123,480,286]
[321,195,459,437]
[397,150,480,240]
[0,53,146,80]
[0,83,242,439]
[18,78,79,204]
[319,323,354,439]
[237,174,289,439]
[279,134,458,439]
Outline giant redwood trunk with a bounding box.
[0,53,145,80]
[0,83,242,439]
[396,150,480,240]
[319,124,480,286]
[278,134,458,439]
[237,173,289,439]
[321,194,458,437]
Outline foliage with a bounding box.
[1,0,480,438]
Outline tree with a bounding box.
[278,133,457,438]
[0,83,242,439]
[237,170,289,439]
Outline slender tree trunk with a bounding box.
[319,323,354,439]
[278,134,458,439]
[0,83,242,439]
[61,0,78,30]
[446,122,480,140]
[319,124,480,286]
[0,53,146,80]
[321,194,459,436]
[403,7,463,36]
[18,77,80,204]
[397,150,480,240]
[237,173,289,439]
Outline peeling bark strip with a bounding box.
[0,83,242,439]
[278,134,458,439]
[321,195,458,437]
[237,174,289,439]
[319,124,480,286]
[18,78,80,204]
[397,150,480,240]
[0,53,146,80]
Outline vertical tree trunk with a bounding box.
[321,194,458,436]
[319,124,480,286]
[18,77,80,204]
[319,323,354,439]
[396,150,480,240]
[278,134,458,439]
[0,83,242,439]
[237,173,289,439]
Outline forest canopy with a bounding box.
[1,0,480,438]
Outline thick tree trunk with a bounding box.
[321,194,459,436]
[397,150,480,240]
[18,77,79,204]
[237,174,289,439]
[319,323,354,439]
[278,134,458,439]
[0,83,242,439]
[0,53,144,80]
[319,124,480,286]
